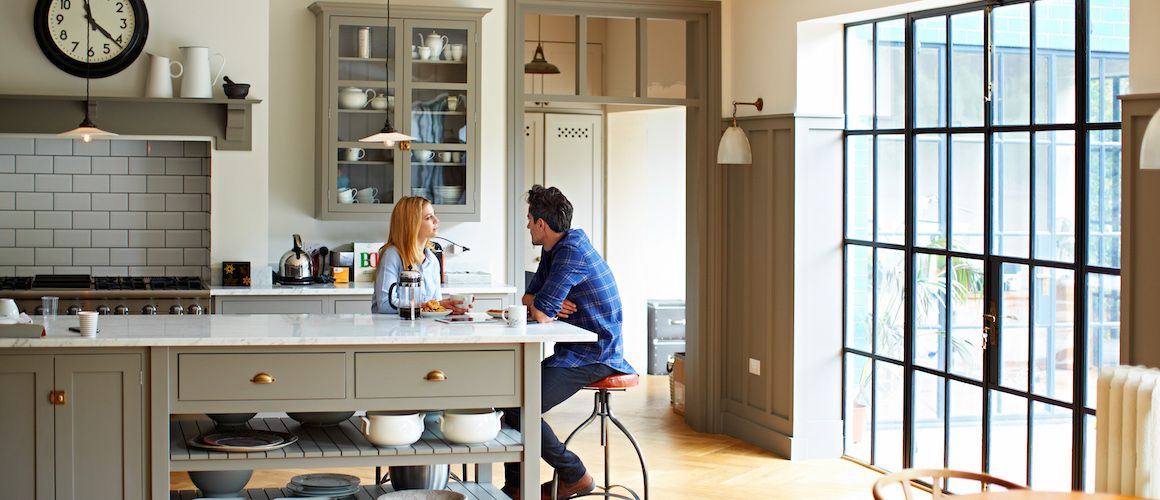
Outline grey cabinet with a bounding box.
[310,2,487,221]
[0,353,145,500]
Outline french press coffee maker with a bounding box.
[388,268,422,320]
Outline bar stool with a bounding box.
[552,373,648,500]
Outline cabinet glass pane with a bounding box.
[411,89,468,145]
[409,149,466,206]
[524,15,580,95]
[338,24,396,83]
[411,25,468,84]
[337,147,394,205]
[646,18,686,99]
[587,16,636,97]
[337,89,395,142]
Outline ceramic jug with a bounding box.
[179,46,226,98]
[417,31,448,60]
[144,53,183,98]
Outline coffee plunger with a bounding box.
[388,268,422,320]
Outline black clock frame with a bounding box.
[33,0,149,79]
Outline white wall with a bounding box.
[0,0,271,281]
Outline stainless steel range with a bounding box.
[0,274,211,315]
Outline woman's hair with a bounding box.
[526,184,572,232]
[380,196,433,272]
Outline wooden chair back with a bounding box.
[872,468,1027,500]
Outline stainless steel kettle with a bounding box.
[277,234,314,285]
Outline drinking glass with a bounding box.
[41,296,59,317]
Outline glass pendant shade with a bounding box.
[1142,107,1160,169]
[717,124,752,164]
[525,43,560,74]
[59,113,117,143]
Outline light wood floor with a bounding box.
[171,375,882,498]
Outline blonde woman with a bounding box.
[372,196,465,314]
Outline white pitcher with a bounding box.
[144,53,183,98]
[179,46,226,98]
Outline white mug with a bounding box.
[438,151,453,163]
[501,304,528,328]
[446,95,459,111]
[418,46,432,60]
[343,148,366,162]
[178,46,226,99]
[0,298,18,319]
[145,53,183,98]
[414,150,435,163]
[451,294,474,311]
[356,187,379,203]
[337,187,356,204]
[449,44,465,62]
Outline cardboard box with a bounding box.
[670,351,685,415]
[331,266,350,283]
[353,242,385,282]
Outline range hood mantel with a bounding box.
[0,94,260,151]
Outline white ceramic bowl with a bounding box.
[439,409,503,444]
[361,410,426,447]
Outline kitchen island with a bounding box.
[211,282,518,314]
[0,314,594,499]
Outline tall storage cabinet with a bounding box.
[311,3,487,221]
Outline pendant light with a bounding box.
[360,0,415,150]
[524,14,560,74]
[60,18,116,143]
[717,98,763,165]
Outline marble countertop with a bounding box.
[0,314,593,348]
[210,283,517,296]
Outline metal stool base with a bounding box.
[551,388,648,500]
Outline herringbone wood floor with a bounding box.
[171,375,881,499]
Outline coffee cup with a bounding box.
[338,187,356,204]
[356,187,379,203]
[449,44,465,62]
[411,45,419,59]
[451,152,463,162]
[77,311,98,337]
[343,148,366,162]
[0,298,18,319]
[446,95,459,111]
[438,151,453,163]
[413,150,435,163]
[450,294,475,311]
[418,46,432,60]
[500,304,528,328]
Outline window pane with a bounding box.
[876,249,906,360]
[847,245,874,353]
[989,391,1028,485]
[1032,267,1075,403]
[524,15,579,96]
[952,134,985,254]
[1088,130,1121,268]
[947,380,983,492]
[645,18,686,99]
[915,254,948,371]
[1086,273,1120,409]
[913,371,947,469]
[1034,131,1076,262]
[847,24,875,130]
[993,3,1030,126]
[846,353,873,460]
[1088,0,1130,123]
[847,135,874,241]
[875,361,904,470]
[1085,413,1097,491]
[878,135,905,244]
[587,16,636,97]
[950,257,985,380]
[951,12,984,127]
[877,19,905,129]
[915,16,947,128]
[1000,263,1030,392]
[994,132,1031,258]
[1034,0,1076,124]
[916,134,947,248]
[1031,402,1073,490]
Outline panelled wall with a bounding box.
[719,114,845,459]
[1120,94,1160,368]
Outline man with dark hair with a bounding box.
[502,185,636,500]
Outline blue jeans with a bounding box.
[503,363,619,487]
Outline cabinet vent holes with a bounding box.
[525,125,532,137]
[555,127,590,139]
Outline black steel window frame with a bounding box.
[840,0,1123,491]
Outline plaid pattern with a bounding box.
[527,229,635,374]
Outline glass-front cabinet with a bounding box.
[311,3,485,221]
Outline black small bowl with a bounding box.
[223,83,250,99]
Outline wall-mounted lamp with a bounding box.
[1141,107,1160,169]
[717,98,763,164]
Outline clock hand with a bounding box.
[82,0,124,50]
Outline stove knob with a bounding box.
[114,305,130,315]
[169,304,184,315]
[96,305,111,315]
[188,304,204,315]
[141,305,157,315]
[67,305,82,315]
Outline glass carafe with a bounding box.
[388,269,423,320]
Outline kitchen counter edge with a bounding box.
[210,283,517,296]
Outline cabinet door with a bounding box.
[544,113,604,253]
[0,355,54,500]
[216,297,325,314]
[523,112,545,273]
[54,354,144,500]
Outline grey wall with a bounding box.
[0,138,211,278]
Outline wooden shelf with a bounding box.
[410,59,467,65]
[0,94,261,151]
[339,56,393,63]
[169,415,523,471]
[171,482,509,500]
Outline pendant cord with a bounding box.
[85,12,91,119]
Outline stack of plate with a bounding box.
[188,429,298,452]
[411,187,433,200]
[285,473,361,498]
[433,185,463,204]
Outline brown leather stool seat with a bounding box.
[585,373,639,390]
[552,373,648,500]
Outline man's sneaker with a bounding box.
[539,472,595,500]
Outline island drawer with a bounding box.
[177,353,346,401]
[354,350,517,399]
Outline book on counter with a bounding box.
[0,324,46,338]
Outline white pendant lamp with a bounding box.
[60,18,116,143]
[1141,107,1160,170]
[359,0,415,149]
[717,98,763,165]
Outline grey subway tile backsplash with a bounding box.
[53,266,91,274]
[0,140,210,274]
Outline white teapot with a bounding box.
[417,31,449,60]
[338,87,376,109]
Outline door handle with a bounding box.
[49,390,66,406]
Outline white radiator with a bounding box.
[1096,366,1160,498]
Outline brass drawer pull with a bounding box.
[251,372,276,384]
[425,370,447,382]
[49,390,66,405]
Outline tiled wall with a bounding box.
[0,138,211,278]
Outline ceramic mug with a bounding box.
[355,187,379,203]
[0,298,18,319]
[438,151,453,163]
[500,304,528,328]
[451,293,474,311]
[449,44,465,62]
[343,148,366,162]
[446,95,459,111]
[413,150,435,163]
[337,187,356,204]
[418,46,433,60]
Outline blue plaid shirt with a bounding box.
[527,229,635,374]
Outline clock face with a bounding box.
[34,0,149,78]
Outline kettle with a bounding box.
[277,234,314,285]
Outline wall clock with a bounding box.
[33,0,149,78]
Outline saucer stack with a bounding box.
[285,473,361,498]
